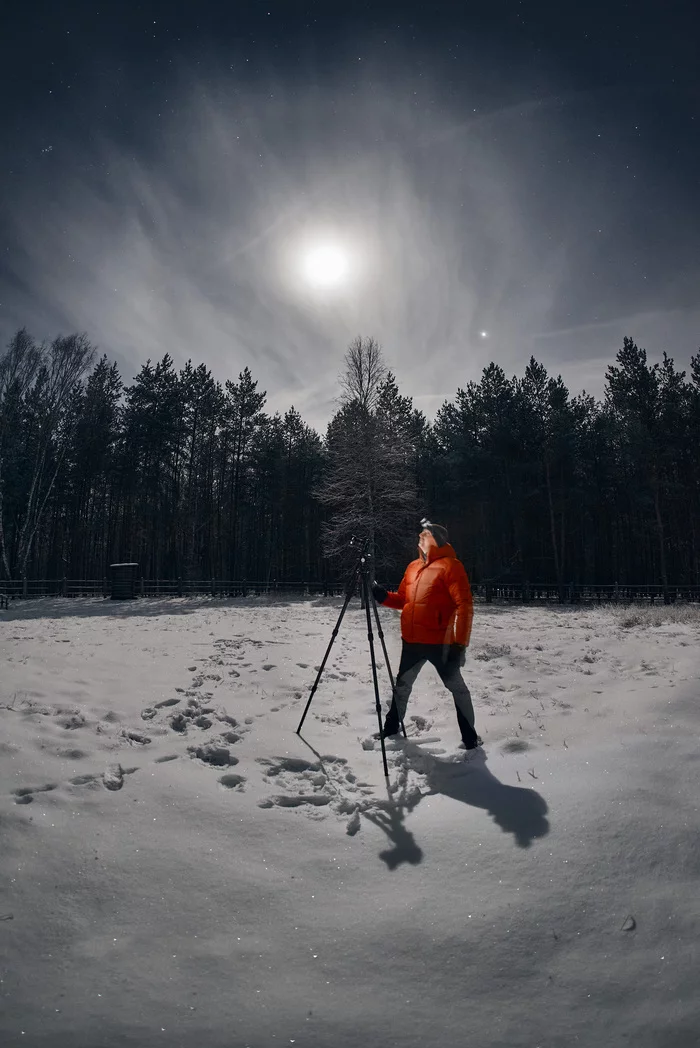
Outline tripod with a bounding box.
[295,538,406,777]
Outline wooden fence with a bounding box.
[475,582,700,605]
[0,578,348,600]
[1,578,699,604]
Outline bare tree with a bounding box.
[318,338,418,588]
[0,330,43,577]
[339,336,386,411]
[10,333,95,578]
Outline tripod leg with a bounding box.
[369,588,407,739]
[361,571,390,777]
[296,569,358,734]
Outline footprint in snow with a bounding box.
[103,764,125,790]
[164,698,239,736]
[257,755,368,831]
[258,793,330,809]
[69,764,136,790]
[188,740,239,767]
[120,728,151,745]
[170,712,188,733]
[409,715,433,734]
[70,773,99,786]
[12,783,57,805]
[55,711,87,730]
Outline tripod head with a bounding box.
[349,535,373,576]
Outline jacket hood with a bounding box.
[425,542,456,564]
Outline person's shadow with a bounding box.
[366,742,550,869]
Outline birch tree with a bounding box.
[0,330,94,578]
[0,329,42,577]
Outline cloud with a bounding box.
[1,54,696,431]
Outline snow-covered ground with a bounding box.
[1,594,699,1048]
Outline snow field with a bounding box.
[1,596,699,1047]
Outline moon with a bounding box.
[301,242,351,289]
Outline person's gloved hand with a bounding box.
[445,644,467,667]
[372,582,388,603]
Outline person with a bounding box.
[373,518,482,750]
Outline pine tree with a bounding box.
[117,355,180,576]
[605,338,670,598]
[220,368,267,579]
[62,356,123,578]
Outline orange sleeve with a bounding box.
[383,570,408,610]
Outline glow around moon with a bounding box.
[300,242,352,289]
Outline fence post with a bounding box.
[22,574,28,598]
[211,578,216,597]
[62,576,67,598]
[178,577,182,598]
[140,577,145,597]
[103,577,108,598]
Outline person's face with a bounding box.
[418,529,437,555]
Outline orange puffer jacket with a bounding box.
[381,543,474,646]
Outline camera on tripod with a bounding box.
[295,533,405,777]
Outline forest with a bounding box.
[0,329,698,595]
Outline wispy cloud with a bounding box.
[2,55,696,430]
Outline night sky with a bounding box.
[1,1,698,428]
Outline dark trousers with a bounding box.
[384,641,478,747]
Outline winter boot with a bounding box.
[461,735,483,751]
[373,704,401,740]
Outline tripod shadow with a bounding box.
[297,732,425,869]
[366,745,550,869]
[363,775,425,869]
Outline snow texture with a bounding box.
[1,595,699,1047]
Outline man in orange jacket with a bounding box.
[373,519,482,750]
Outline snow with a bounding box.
[1,595,699,1047]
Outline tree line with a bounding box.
[0,329,698,591]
